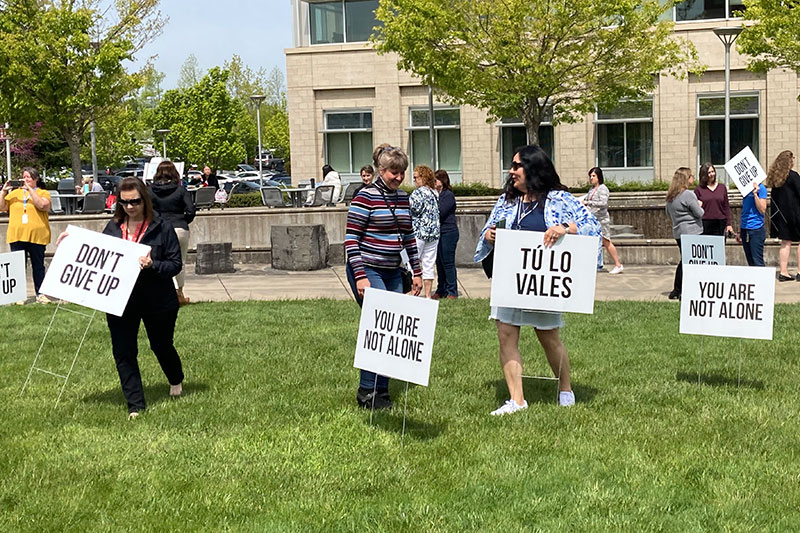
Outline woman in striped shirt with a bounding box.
[345,146,422,410]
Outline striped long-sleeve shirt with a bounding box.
[345,179,421,281]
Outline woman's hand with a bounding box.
[725,225,734,237]
[486,225,497,244]
[356,278,370,299]
[543,224,568,247]
[139,251,152,269]
[1,181,12,194]
[56,231,69,245]
[697,200,703,207]
[412,275,422,296]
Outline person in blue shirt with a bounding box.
[738,181,768,266]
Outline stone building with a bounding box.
[286,0,800,188]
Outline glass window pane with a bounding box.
[411,130,432,168]
[434,109,460,127]
[326,132,351,171]
[310,2,344,45]
[597,100,653,120]
[326,112,372,130]
[731,118,758,159]
[699,118,758,166]
[597,123,625,167]
[501,126,528,169]
[345,0,380,42]
[699,96,758,117]
[410,110,429,128]
[437,129,461,171]
[351,132,373,172]
[626,122,653,167]
[729,0,745,18]
[675,0,725,21]
[539,126,554,161]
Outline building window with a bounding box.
[697,93,759,167]
[499,116,554,179]
[323,111,373,174]
[309,0,380,44]
[596,100,653,168]
[409,108,461,177]
[674,0,745,21]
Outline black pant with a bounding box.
[702,219,727,236]
[9,241,46,295]
[673,238,683,295]
[106,307,183,413]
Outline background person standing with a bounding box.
[694,163,733,237]
[765,150,800,280]
[434,169,459,299]
[665,167,704,300]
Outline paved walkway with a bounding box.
[171,264,800,304]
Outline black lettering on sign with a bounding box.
[373,309,395,331]
[75,244,125,273]
[718,301,763,320]
[364,330,386,351]
[59,263,97,291]
[689,299,716,317]
[0,262,10,277]
[521,246,543,270]
[2,278,16,294]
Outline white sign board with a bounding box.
[680,264,775,340]
[353,288,439,387]
[143,158,184,183]
[39,225,150,316]
[490,230,599,314]
[724,146,766,197]
[681,235,726,266]
[0,251,26,305]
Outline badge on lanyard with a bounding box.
[21,213,29,224]
[399,248,410,266]
[22,192,30,224]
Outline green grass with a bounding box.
[2,300,800,531]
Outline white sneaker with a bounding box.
[35,294,53,304]
[559,391,575,407]
[609,265,624,275]
[490,399,528,416]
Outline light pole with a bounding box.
[1,123,10,180]
[90,41,100,182]
[155,129,170,159]
[250,95,266,187]
[713,26,743,187]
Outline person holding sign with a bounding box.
[765,150,800,281]
[64,177,184,419]
[694,163,734,237]
[665,168,704,300]
[738,180,767,267]
[475,145,601,414]
[345,146,422,409]
[583,167,623,274]
[0,168,52,304]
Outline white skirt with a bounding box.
[490,306,563,330]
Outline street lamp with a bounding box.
[250,95,267,187]
[90,41,101,182]
[1,123,10,180]
[155,129,171,159]
[713,26,743,186]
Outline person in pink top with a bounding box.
[693,163,734,237]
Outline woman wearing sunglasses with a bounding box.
[474,145,601,415]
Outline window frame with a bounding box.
[407,106,462,175]
[306,0,380,45]
[669,0,746,24]
[594,99,654,170]
[321,109,374,174]
[695,92,760,170]
[497,117,555,180]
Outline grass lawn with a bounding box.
[2,299,800,531]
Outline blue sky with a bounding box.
[130,0,293,89]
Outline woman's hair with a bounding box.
[435,169,451,191]
[113,177,154,223]
[322,164,334,178]
[414,165,436,189]
[588,167,604,185]
[502,145,566,201]
[666,167,693,203]
[21,167,44,188]
[360,165,374,175]
[153,161,181,185]
[373,143,392,167]
[766,150,794,188]
[698,162,716,188]
[376,146,409,173]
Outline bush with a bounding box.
[569,180,670,194]
[225,192,262,208]
[451,183,503,197]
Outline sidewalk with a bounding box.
[176,264,800,304]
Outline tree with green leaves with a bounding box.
[154,67,246,171]
[738,0,800,80]
[374,0,701,145]
[177,53,203,89]
[0,0,163,180]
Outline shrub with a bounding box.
[225,192,262,208]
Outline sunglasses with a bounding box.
[510,161,522,170]
[118,197,143,206]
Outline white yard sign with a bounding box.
[724,146,767,197]
[0,251,26,305]
[680,264,775,340]
[39,225,150,316]
[681,235,726,266]
[354,288,439,387]
[490,230,599,314]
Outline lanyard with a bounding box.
[22,188,35,212]
[378,185,404,246]
[512,197,538,230]
[122,220,148,243]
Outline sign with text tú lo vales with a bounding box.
[490,229,599,314]
[39,225,150,316]
[724,146,767,198]
[680,264,775,340]
[0,251,26,305]
[681,235,726,266]
[354,287,439,387]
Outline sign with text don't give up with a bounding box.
[39,225,150,316]
[354,288,439,387]
[490,229,599,314]
[724,146,767,198]
[0,251,26,305]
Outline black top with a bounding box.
[438,189,458,234]
[150,182,196,231]
[103,215,182,314]
[770,169,800,241]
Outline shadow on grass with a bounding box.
[489,378,599,405]
[364,411,446,441]
[676,371,764,390]
[81,381,210,407]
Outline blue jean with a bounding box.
[345,263,403,391]
[741,226,765,266]
[435,229,459,297]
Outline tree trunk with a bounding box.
[522,99,543,147]
[65,130,83,184]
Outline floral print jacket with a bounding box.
[409,186,441,242]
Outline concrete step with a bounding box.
[612,233,645,239]
[610,224,635,235]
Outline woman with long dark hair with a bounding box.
[694,163,733,237]
[474,145,601,414]
[583,167,623,274]
[434,169,459,299]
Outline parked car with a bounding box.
[223,180,285,195]
[236,164,257,173]
[97,174,123,193]
[117,168,144,179]
[270,173,291,187]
